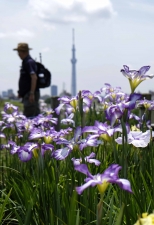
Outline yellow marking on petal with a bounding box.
[129,78,143,93]
[131,125,140,131]
[33,148,39,158]
[70,99,78,109]
[111,93,116,99]
[43,136,52,144]
[100,134,112,142]
[88,95,93,100]
[97,180,109,194]
[143,103,151,109]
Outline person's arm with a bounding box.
[29,73,37,103]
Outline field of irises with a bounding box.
[1,65,154,225]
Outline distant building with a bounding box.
[2,89,15,99]
[2,91,8,98]
[8,89,14,98]
[51,85,58,96]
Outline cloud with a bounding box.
[0,33,6,38]
[129,2,154,13]
[41,47,50,52]
[0,29,35,39]
[28,0,116,24]
[43,24,56,31]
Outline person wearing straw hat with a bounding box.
[13,43,40,118]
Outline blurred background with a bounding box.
[0,0,154,100]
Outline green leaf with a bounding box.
[115,203,125,225]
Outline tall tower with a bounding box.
[71,29,77,96]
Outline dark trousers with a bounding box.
[22,91,40,118]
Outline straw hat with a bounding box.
[13,43,32,51]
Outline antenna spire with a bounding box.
[72,28,75,45]
[39,52,42,63]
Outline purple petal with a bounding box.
[71,157,81,166]
[58,96,70,103]
[86,152,96,159]
[52,147,71,160]
[87,158,101,166]
[76,179,99,195]
[125,93,142,109]
[9,141,20,154]
[103,164,121,179]
[18,151,33,162]
[123,65,129,72]
[82,126,98,133]
[115,179,133,193]
[83,97,92,107]
[74,127,82,142]
[139,66,150,75]
[41,143,54,155]
[74,164,92,177]
[29,128,44,140]
[0,133,6,138]
[55,104,64,115]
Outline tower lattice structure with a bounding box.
[71,29,77,96]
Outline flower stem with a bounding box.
[96,194,104,225]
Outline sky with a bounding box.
[1,0,154,97]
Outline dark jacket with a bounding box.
[18,55,39,97]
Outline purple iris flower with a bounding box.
[104,92,129,104]
[55,96,78,115]
[41,143,54,156]
[61,113,75,127]
[16,118,34,133]
[115,130,154,148]
[105,93,142,126]
[52,127,82,160]
[2,110,26,123]
[105,103,124,127]
[29,127,57,144]
[55,95,92,115]
[136,99,154,110]
[4,102,18,113]
[75,164,132,194]
[121,65,154,93]
[101,83,122,95]
[81,90,102,102]
[101,83,129,104]
[18,142,39,162]
[53,128,72,141]
[83,121,121,141]
[56,126,82,146]
[32,114,57,127]
[72,152,101,166]
[78,134,102,150]
[9,141,39,162]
